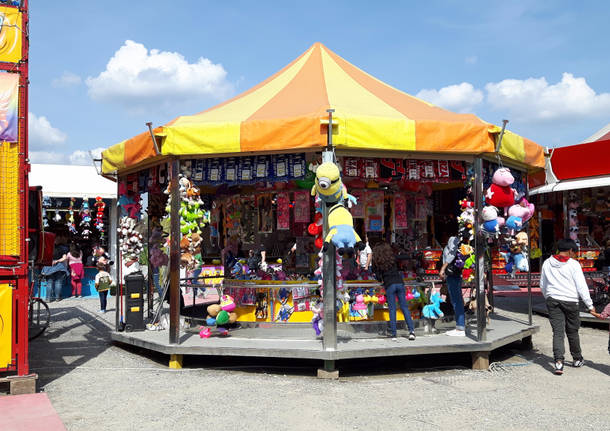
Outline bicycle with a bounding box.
[28,265,50,340]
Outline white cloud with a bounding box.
[28,112,67,149]
[29,151,66,164]
[416,82,484,113]
[85,40,233,112]
[68,147,105,165]
[485,73,610,122]
[52,71,82,88]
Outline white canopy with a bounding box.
[30,164,116,199]
[530,175,610,195]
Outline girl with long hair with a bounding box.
[372,243,415,341]
[67,243,84,297]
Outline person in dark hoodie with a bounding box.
[540,238,596,375]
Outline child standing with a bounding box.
[67,244,84,297]
[591,303,610,355]
[94,261,114,313]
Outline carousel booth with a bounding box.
[29,164,117,298]
[101,43,545,373]
[530,125,610,320]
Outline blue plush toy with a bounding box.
[422,292,445,319]
[513,251,529,272]
[505,216,523,233]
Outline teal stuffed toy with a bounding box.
[422,292,445,319]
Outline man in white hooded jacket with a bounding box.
[540,238,596,375]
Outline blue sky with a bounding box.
[28,0,610,164]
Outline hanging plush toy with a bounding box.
[311,300,324,336]
[481,206,499,234]
[485,168,518,210]
[311,161,348,205]
[508,197,535,223]
[323,203,363,257]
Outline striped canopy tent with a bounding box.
[101,43,544,175]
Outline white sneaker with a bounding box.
[445,329,466,337]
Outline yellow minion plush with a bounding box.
[324,203,363,256]
[311,162,348,205]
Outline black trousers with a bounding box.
[546,297,582,362]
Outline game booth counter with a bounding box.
[28,163,118,298]
[529,124,610,324]
[100,43,545,374]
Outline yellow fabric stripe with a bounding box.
[101,140,126,174]
[161,122,241,155]
[0,141,20,256]
[320,48,415,151]
[172,47,315,125]
[490,126,526,162]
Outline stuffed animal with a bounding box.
[311,300,324,336]
[323,203,363,257]
[505,216,523,234]
[508,198,535,223]
[485,168,517,209]
[311,161,348,205]
[481,206,499,234]
[515,231,528,246]
[423,292,445,319]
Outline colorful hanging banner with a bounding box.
[0,73,18,142]
[0,7,22,64]
[276,193,290,230]
[394,194,408,229]
[293,190,310,223]
[365,191,384,232]
[350,189,365,219]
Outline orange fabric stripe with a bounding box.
[246,43,329,120]
[323,47,486,125]
[124,131,157,167]
[414,120,490,153]
[240,43,330,151]
[522,137,545,168]
[241,116,326,152]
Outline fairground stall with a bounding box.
[529,124,610,321]
[101,43,545,374]
[0,1,34,393]
[29,163,118,298]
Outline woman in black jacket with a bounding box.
[372,243,415,341]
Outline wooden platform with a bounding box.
[111,316,538,370]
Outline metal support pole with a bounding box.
[486,248,494,313]
[146,122,161,155]
[169,158,181,344]
[562,191,568,239]
[321,110,337,353]
[473,158,487,341]
[494,120,509,153]
[115,178,121,332]
[526,173,533,326]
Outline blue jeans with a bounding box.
[152,268,163,296]
[446,275,465,330]
[386,283,415,336]
[99,290,108,311]
[47,271,66,301]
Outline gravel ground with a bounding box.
[10,295,610,430]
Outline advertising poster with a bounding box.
[0,7,22,64]
[365,191,384,232]
[293,190,310,223]
[394,194,408,229]
[350,189,365,218]
[0,73,18,142]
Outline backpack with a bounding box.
[97,274,111,292]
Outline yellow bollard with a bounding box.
[169,354,183,369]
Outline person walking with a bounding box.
[372,243,416,341]
[41,239,70,302]
[439,236,466,337]
[94,261,114,313]
[66,244,84,297]
[540,238,596,375]
[357,234,372,271]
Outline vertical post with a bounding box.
[526,173,533,326]
[562,191,568,239]
[538,211,543,271]
[473,158,486,341]
[115,178,121,332]
[169,158,181,344]
[322,109,337,353]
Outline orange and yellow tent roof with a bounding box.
[102,43,544,174]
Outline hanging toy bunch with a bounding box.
[567,192,580,246]
[482,167,535,275]
[452,168,476,283]
[118,216,143,262]
[66,197,77,234]
[94,196,106,239]
[80,200,92,240]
